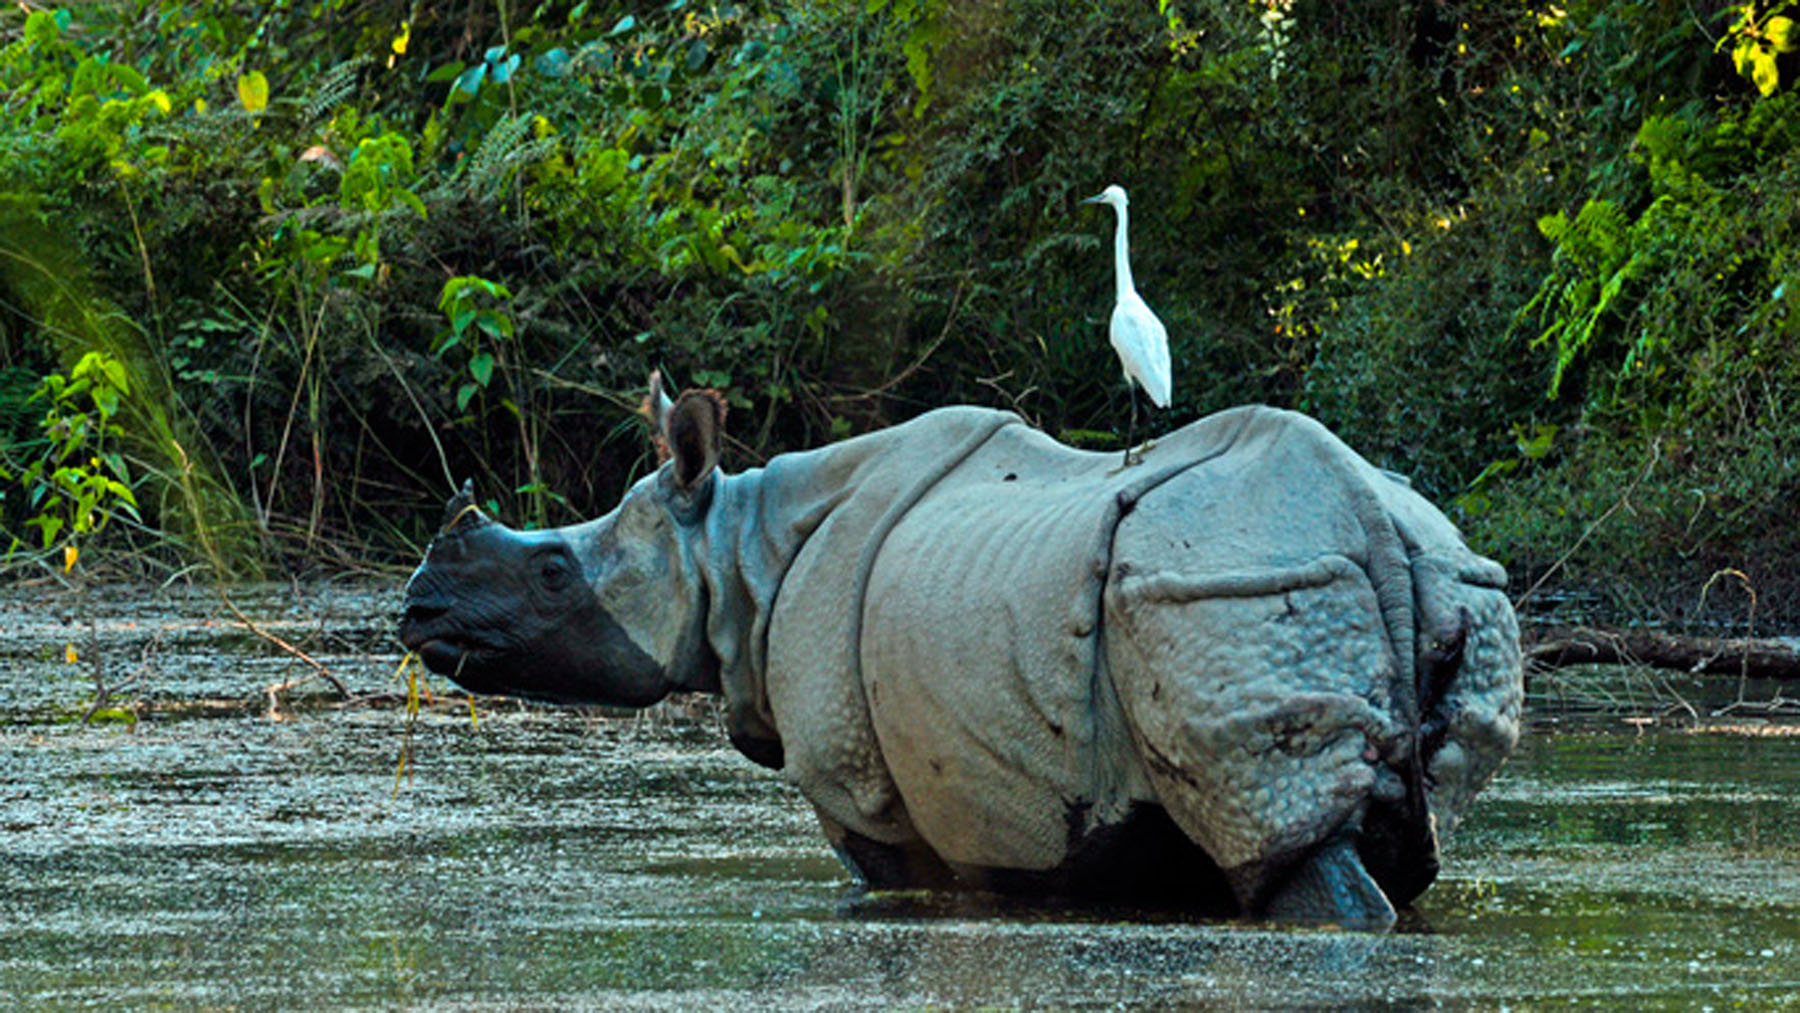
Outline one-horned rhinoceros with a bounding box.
[398,376,1522,927]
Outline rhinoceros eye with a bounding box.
[537,552,572,592]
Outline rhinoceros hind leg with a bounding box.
[1358,786,1440,909]
[949,803,1239,913]
[832,826,959,891]
[1057,802,1238,911]
[1262,832,1398,929]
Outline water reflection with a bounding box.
[4,692,1800,1008]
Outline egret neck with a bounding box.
[1108,200,1135,300]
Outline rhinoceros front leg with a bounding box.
[1260,829,1398,929]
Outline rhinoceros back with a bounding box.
[857,415,1254,873]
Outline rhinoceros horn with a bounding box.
[646,369,675,431]
[440,478,492,533]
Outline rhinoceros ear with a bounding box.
[664,388,725,494]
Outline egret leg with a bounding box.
[1123,383,1139,467]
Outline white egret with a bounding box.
[1083,184,1171,466]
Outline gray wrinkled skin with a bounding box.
[399,403,1523,928]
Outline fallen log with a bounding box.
[1523,626,1800,680]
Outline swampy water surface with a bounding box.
[3,583,1799,1010]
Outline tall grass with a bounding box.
[0,194,261,577]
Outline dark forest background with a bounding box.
[1,0,1794,628]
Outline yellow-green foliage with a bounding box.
[0,0,1794,619]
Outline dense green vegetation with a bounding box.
[0,0,1794,625]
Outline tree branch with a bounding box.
[1524,625,1800,681]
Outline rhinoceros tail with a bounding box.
[1404,550,1524,838]
[1358,495,1522,908]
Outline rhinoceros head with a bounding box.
[397,373,724,706]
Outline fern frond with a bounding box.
[461,113,562,202]
[304,58,371,125]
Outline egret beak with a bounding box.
[1081,193,1105,205]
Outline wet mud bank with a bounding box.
[4,582,1800,1009]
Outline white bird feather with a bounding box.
[1083,184,1171,409]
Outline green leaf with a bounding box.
[437,278,466,312]
[610,14,636,35]
[1753,47,1781,96]
[474,313,513,340]
[98,357,128,394]
[110,63,149,96]
[1769,16,1797,53]
[454,63,486,97]
[237,71,269,113]
[426,60,467,83]
[304,234,349,263]
[1452,490,1491,517]
[395,188,428,219]
[1734,38,1758,79]
[23,10,61,46]
[456,382,480,411]
[34,515,63,548]
[1469,458,1519,487]
[1517,425,1558,460]
[469,351,495,387]
[536,47,571,78]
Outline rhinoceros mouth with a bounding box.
[407,634,480,673]
[397,604,506,676]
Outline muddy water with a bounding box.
[3,584,1799,1010]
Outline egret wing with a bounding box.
[1109,295,1172,408]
